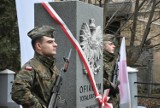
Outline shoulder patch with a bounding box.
[25,65,32,71]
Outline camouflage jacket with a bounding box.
[11,52,59,108]
[103,50,116,90]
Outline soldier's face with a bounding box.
[103,41,116,54]
[37,36,58,57]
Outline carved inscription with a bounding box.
[79,83,102,102]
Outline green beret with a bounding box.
[103,34,115,42]
[27,25,55,39]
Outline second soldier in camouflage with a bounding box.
[103,34,120,108]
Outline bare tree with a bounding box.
[103,0,160,66]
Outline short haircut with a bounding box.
[31,36,44,50]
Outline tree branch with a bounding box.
[147,33,160,42]
[139,0,157,51]
[155,1,160,6]
[148,43,160,49]
[138,0,147,11]
[130,0,139,46]
[130,0,149,46]
[151,16,160,23]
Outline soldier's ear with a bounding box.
[35,42,42,50]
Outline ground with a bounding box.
[138,87,160,108]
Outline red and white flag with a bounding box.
[118,37,131,108]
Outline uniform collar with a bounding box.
[103,50,115,62]
[34,52,55,68]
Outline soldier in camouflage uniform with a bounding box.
[11,25,59,108]
[103,34,119,108]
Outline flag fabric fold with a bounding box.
[118,37,131,108]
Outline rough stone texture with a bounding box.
[35,1,103,107]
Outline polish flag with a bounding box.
[118,37,131,108]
